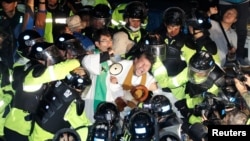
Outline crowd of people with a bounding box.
[0,0,250,141]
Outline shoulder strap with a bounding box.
[218,22,232,50]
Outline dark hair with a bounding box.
[92,28,113,42]
[135,50,156,65]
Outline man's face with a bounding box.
[133,54,151,76]
[1,1,17,13]
[128,18,141,31]
[95,35,113,52]
[223,8,238,25]
[166,24,181,38]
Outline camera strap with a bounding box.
[219,21,233,50]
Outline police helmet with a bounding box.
[123,1,147,21]
[188,50,215,84]
[188,123,208,141]
[52,128,81,141]
[128,109,155,139]
[29,42,63,65]
[18,29,44,56]
[91,4,112,28]
[77,5,94,15]
[55,33,85,57]
[186,10,211,30]
[143,34,166,61]
[149,95,172,117]
[92,4,111,19]
[163,7,185,26]
[64,67,92,92]
[90,121,117,141]
[94,102,120,124]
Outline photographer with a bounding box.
[234,74,250,108]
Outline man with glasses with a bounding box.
[81,28,115,123]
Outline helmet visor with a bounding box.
[64,39,85,58]
[24,37,45,47]
[91,17,111,29]
[42,45,63,65]
[149,44,166,61]
[188,66,212,84]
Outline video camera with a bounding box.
[193,92,234,124]
[222,54,250,99]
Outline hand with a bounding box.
[244,74,250,86]
[234,78,248,95]
[228,47,236,54]
[110,76,118,84]
[108,48,114,57]
[72,67,86,77]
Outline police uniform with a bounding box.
[29,78,91,141]
[0,61,13,136]
[4,59,81,139]
[0,2,34,67]
[43,1,71,43]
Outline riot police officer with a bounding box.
[84,3,115,42]
[2,30,43,140]
[175,50,225,141]
[185,9,221,66]
[121,108,155,141]
[112,1,148,60]
[4,35,84,141]
[87,102,120,141]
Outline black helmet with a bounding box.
[197,0,219,12]
[188,123,208,141]
[163,7,185,26]
[64,67,92,92]
[91,4,111,29]
[149,95,172,117]
[92,4,111,18]
[143,34,166,61]
[29,42,63,65]
[18,29,44,56]
[90,121,117,141]
[77,5,94,15]
[128,108,155,139]
[94,102,120,124]
[52,128,81,141]
[188,50,215,84]
[186,10,211,30]
[55,33,85,58]
[123,1,147,21]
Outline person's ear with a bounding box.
[95,41,99,47]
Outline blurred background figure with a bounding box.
[219,0,250,65]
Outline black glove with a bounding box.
[76,99,85,116]
[76,54,86,64]
[193,105,203,117]
[175,99,192,118]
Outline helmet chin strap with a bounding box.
[192,29,203,36]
